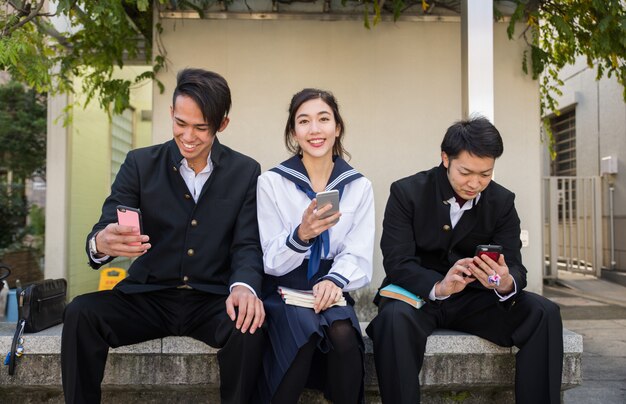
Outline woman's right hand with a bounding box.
[312,280,343,313]
[297,199,341,242]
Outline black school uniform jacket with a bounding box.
[377,164,527,302]
[85,138,264,296]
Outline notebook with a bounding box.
[277,286,347,308]
[379,284,425,309]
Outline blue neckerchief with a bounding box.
[270,155,363,279]
[295,183,330,279]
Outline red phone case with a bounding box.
[478,251,500,261]
[475,245,502,262]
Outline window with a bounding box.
[111,108,134,184]
[549,108,576,219]
[550,109,576,176]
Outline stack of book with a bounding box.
[277,286,347,309]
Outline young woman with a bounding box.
[256,88,374,403]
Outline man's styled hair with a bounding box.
[441,116,504,160]
[173,68,231,134]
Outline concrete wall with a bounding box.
[549,58,626,270]
[46,66,153,298]
[152,17,543,292]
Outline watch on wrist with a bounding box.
[89,232,101,256]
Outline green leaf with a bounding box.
[373,0,381,26]
[551,15,573,39]
[179,0,205,19]
[507,2,527,40]
[530,45,548,80]
[136,0,151,12]
[363,4,371,30]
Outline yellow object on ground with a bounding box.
[98,268,127,291]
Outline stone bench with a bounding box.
[0,322,582,403]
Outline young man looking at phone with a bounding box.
[62,69,266,404]
[367,116,563,404]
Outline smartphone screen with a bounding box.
[116,205,143,246]
[316,190,340,219]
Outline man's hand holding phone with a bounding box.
[469,245,514,294]
[92,206,151,258]
[434,258,477,298]
[94,223,151,258]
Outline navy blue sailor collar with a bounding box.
[270,155,363,197]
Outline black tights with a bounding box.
[271,320,363,404]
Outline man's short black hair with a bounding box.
[441,116,504,160]
[173,68,231,134]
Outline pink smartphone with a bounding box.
[116,205,143,246]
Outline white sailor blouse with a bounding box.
[256,156,374,292]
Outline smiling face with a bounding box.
[171,95,228,172]
[442,150,495,200]
[291,98,340,162]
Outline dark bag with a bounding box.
[17,278,67,333]
[7,278,67,375]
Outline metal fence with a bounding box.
[543,176,603,279]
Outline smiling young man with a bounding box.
[61,69,266,404]
[366,116,564,404]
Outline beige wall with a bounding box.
[153,18,543,292]
[493,22,543,292]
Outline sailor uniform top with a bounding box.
[256,155,374,291]
[255,155,373,403]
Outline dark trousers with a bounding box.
[366,289,563,404]
[61,288,266,404]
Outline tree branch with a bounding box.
[2,0,49,37]
[32,19,73,50]
[2,0,71,48]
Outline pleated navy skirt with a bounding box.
[256,260,365,403]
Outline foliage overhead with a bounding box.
[0,0,625,119]
[505,0,626,116]
[0,79,46,181]
[0,0,166,116]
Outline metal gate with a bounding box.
[543,176,603,279]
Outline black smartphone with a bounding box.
[116,205,143,246]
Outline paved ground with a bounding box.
[543,270,626,404]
